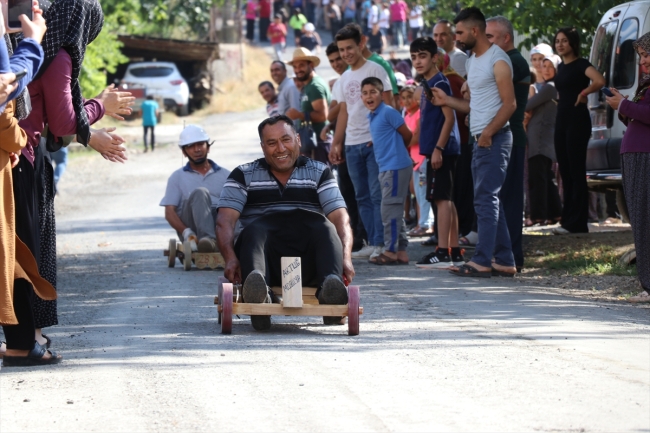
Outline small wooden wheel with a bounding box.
[167,239,177,268]
[183,240,192,271]
[217,276,228,325]
[347,285,360,336]
[221,283,233,334]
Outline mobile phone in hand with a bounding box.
[601,87,614,97]
[7,0,34,30]
[11,69,28,84]
[421,79,434,101]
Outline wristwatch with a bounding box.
[435,146,445,153]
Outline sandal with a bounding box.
[2,342,62,367]
[449,263,491,278]
[373,253,400,265]
[41,334,51,349]
[491,267,516,277]
[407,227,428,237]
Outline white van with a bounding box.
[586,0,650,220]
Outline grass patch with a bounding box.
[527,245,637,277]
[200,45,270,114]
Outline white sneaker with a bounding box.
[352,244,375,258]
[187,235,199,252]
[552,227,570,235]
[368,246,382,262]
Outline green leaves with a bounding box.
[80,14,129,97]
[425,0,620,50]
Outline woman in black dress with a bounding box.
[552,27,605,235]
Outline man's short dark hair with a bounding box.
[410,37,438,56]
[271,60,287,70]
[336,23,363,44]
[258,115,296,140]
[258,80,274,90]
[453,7,486,32]
[326,42,340,57]
[361,77,384,93]
[146,95,154,100]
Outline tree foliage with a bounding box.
[80,15,129,97]
[81,0,222,95]
[426,0,620,51]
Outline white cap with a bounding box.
[179,125,211,148]
[304,22,315,32]
[394,72,407,87]
[543,54,562,70]
[530,43,554,58]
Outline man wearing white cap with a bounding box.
[286,47,332,164]
[160,125,231,252]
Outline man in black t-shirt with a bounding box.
[486,16,531,272]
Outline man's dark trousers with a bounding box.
[500,145,525,268]
[235,209,343,293]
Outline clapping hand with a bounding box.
[97,84,135,121]
[88,127,128,163]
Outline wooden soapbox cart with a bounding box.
[163,238,225,271]
[214,258,362,335]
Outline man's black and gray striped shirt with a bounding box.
[217,156,346,230]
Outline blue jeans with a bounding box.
[471,130,515,268]
[345,143,383,246]
[500,144,526,268]
[392,21,406,46]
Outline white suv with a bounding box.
[122,62,190,116]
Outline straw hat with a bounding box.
[287,47,321,67]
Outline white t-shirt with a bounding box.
[408,6,423,28]
[332,78,343,102]
[466,44,513,136]
[379,8,390,29]
[367,4,379,28]
[339,60,392,145]
[448,47,468,77]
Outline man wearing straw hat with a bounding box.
[285,47,332,164]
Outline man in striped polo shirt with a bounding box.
[216,115,355,329]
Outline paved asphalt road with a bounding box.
[1,39,649,431]
[0,107,648,432]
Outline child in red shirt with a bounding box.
[267,14,287,61]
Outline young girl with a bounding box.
[400,86,432,237]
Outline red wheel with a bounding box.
[347,285,360,336]
[221,283,233,334]
[217,276,228,325]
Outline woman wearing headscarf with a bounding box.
[605,32,650,303]
[8,0,131,361]
[529,43,553,92]
[525,55,563,226]
[1,1,60,366]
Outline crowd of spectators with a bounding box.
[245,0,430,55]
[253,4,649,301]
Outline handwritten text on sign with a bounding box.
[281,257,303,307]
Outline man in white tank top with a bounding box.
[429,7,517,278]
